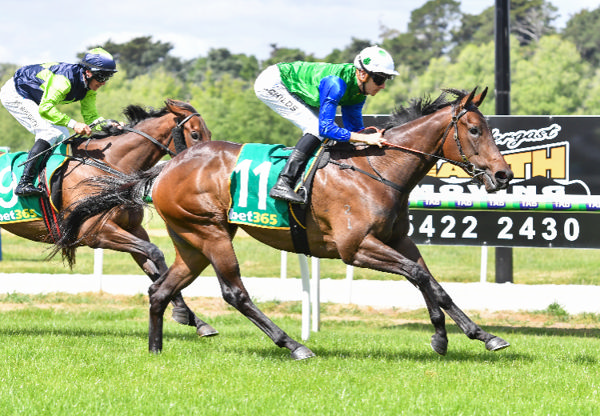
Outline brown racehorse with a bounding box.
[1,99,217,336]
[55,88,513,360]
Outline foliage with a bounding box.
[512,35,589,114]
[562,6,600,68]
[92,36,175,79]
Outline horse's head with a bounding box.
[442,87,513,192]
[165,99,212,154]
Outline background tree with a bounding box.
[511,35,588,114]
[406,0,462,65]
[90,36,176,79]
[562,6,600,68]
[511,0,558,45]
[324,38,372,63]
[261,45,316,67]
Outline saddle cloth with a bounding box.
[0,144,71,224]
[228,143,319,230]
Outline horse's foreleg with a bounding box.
[349,235,450,354]
[351,235,508,354]
[425,277,510,351]
[392,238,509,352]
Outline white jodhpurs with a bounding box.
[0,78,68,145]
[254,65,323,140]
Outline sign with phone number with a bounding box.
[408,209,599,249]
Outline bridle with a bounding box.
[122,112,202,157]
[331,104,488,193]
[381,104,486,179]
[75,112,203,176]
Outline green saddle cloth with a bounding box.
[228,143,318,229]
[0,143,71,224]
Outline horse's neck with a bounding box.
[73,131,167,172]
[377,111,450,191]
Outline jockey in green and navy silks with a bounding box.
[0,47,117,197]
[13,62,103,129]
[276,61,367,142]
[254,45,399,204]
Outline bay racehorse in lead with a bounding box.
[1,99,217,336]
[55,88,513,359]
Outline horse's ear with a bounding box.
[464,87,477,107]
[472,87,488,107]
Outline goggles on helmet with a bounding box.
[91,70,114,83]
[369,72,393,86]
[358,61,393,86]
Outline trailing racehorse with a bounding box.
[1,99,217,336]
[56,88,513,359]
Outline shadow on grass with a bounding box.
[384,322,600,338]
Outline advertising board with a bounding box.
[361,115,600,248]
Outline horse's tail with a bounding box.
[50,163,165,266]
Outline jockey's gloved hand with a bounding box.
[95,119,124,135]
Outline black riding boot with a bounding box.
[269,133,322,204]
[269,149,310,204]
[15,140,51,197]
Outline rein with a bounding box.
[381,106,481,176]
[339,106,487,193]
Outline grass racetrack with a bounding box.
[0,293,599,415]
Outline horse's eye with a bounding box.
[469,127,480,136]
[191,131,200,141]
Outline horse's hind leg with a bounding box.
[209,243,315,360]
[130,241,218,337]
[89,221,217,337]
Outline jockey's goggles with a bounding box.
[358,61,393,86]
[370,72,393,86]
[92,70,114,83]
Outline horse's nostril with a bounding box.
[495,170,513,184]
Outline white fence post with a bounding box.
[346,265,354,303]
[93,248,103,276]
[280,251,287,279]
[311,257,320,332]
[298,254,311,340]
[480,246,488,283]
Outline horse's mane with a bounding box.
[387,88,469,128]
[86,104,170,140]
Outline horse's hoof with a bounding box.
[171,307,191,325]
[486,336,510,351]
[431,334,448,356]
[197,324,219,337]
[290,345,315,360]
